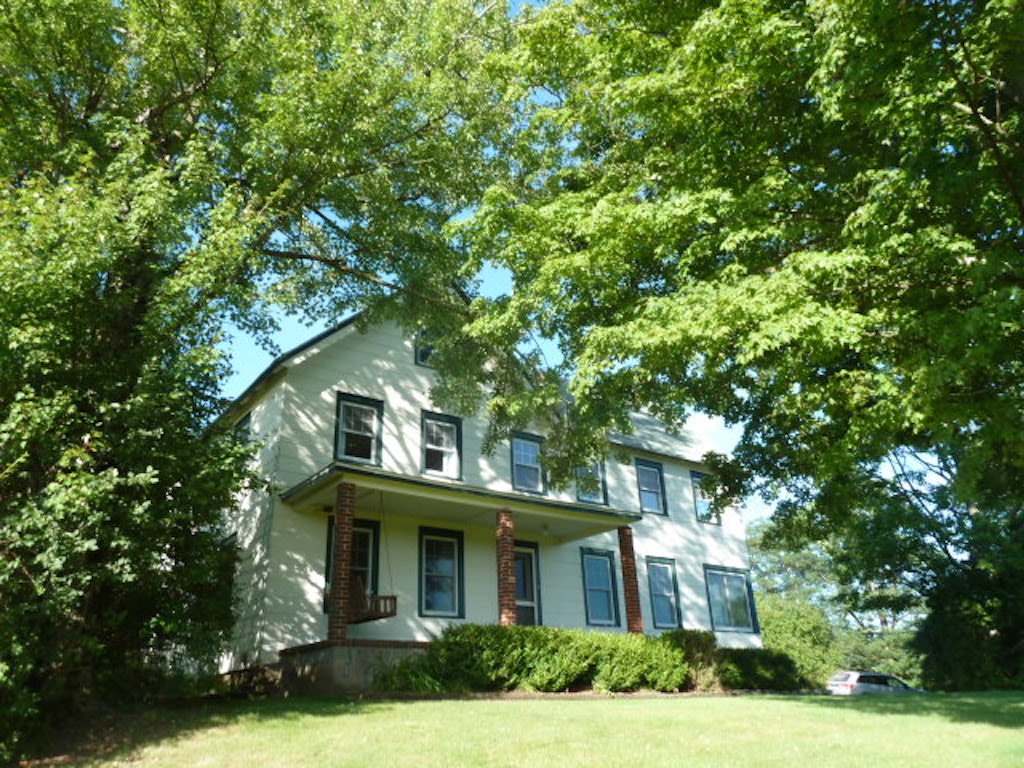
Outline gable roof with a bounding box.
[227,313,361,413]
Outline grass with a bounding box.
[27,692,1024,768]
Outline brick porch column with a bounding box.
[328,482,356,643]
[618,526,644,634]
[496,510,517,626]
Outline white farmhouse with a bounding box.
[223,317,760,689]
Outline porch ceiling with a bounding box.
[281,462,641,542]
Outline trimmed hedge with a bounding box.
[375,625,805,694]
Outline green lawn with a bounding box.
[33,692,1024,767]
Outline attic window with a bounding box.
[414,330,434,367]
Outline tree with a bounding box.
[425,0,1024,685]
[748,522,922,685]
[0,0,512,758]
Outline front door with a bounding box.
[514,544,540,625]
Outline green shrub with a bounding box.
[374,625,690,694]
[717,648,804,691]
[659,630,719,690]
[373,625,805,695]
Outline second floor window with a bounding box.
[576,461,606,504]
[635,459,666,514]
[423,412,461,478]
[691,471,720,524]
[512,434,544,493]
[336,394,383,464]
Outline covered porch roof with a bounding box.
[281,462,641,541]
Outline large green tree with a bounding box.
[0,0,512,757]
[425,0,1024,685]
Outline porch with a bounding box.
[278,462,647,649]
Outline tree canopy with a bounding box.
[0,0,513,757]
[422,0,1024,686]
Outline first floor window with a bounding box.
[324,517,380,614]
[581,549,619,626]
[692,471,719,524]
[515,543,541,626]
[647,558,680,629]
[422,412,461,478]
[420,527,464,618]
[337,394,383,463]
[705,566,757,632]
[635,459,666,514]
[512,434,544,493]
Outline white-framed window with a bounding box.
[336,394,383,464]
[705,566,757,632]
[576,461,606,504]
[422,412,461,478]
[647,557,680,629]
[511,434,544,493]
[691,471,719,524]
[420,527,464,617]
[635,459,666,514]
[581,548,619,626]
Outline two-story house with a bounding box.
[223,317,760,690]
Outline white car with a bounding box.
[827,670,921,695]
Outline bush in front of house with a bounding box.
[659,629,805,691]
[375,625,804,695]
[716,648,805,691]
[374,624,689,693]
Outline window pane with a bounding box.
[653,594,676,627]
[584,556,611,590]
[514,439,539,465]
[425,447,445,471]
[514,464,541,490]
[424,575,455,612]
[427,421,455,449]
[425,538,455,576]
[640,488,662,513]
[352,530,371,568]
[708,570,753,631]
[344,432,373,459]
[344,405,375,434]
[516,605,537,626]
[650,564,671,595]
[587,589,613,623]
[515,551,535,601]
[637,465,660,491]
[725,574,753,629]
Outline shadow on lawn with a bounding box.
[789,691,1024,729]
[23,695,390,767]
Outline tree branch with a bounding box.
[259,247,470,315]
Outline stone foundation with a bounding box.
[275,640,429,694]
